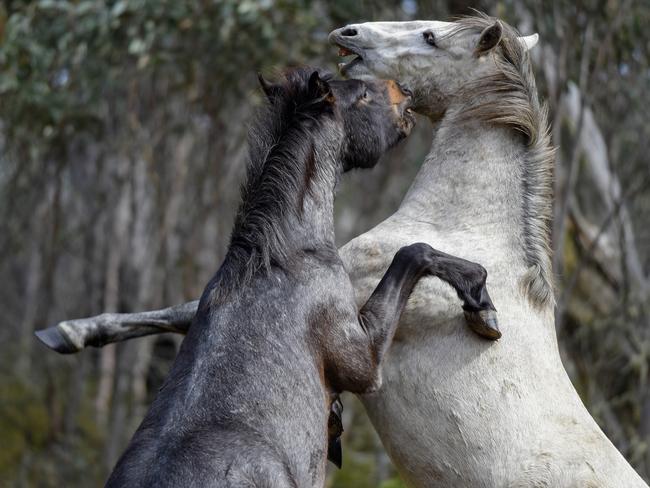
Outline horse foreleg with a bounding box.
[34,300,199,354]
[358,243,499,371]
[426,251,501,340]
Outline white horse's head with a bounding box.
[329,16,538,119]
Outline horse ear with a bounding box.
[258,73,280,99]
[475,21,502,56]
[308,71,334,104]
[518,33,539,52]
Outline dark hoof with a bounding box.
[464,309,501,340]
[34,326,79,354]
[327,436,342,469]
[327,396,344,468]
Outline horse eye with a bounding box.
[423,30,437,47]
[361,89,369,101]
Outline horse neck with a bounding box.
[238,140,339,255]
[288,137,340,248]
[293,171,338,249]
[399,111,528,262]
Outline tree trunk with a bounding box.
[95,179,131,431]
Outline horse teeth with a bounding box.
[338,47,353,57]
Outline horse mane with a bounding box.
[208,67,338,302]
[450,13,556,310]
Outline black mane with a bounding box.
[210,67,339,301]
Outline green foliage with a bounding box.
[0,379,49,480]
[379,478,408,488]
[330,454,375,488]
[0,377,107,486]
[0,0,324,150]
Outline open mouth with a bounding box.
[335,44,363,75]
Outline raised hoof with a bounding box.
[34,326,79,354]
[464,309,501,340]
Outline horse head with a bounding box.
[329,15,538,120]
[258,68,414,171]
[329,77,414,170]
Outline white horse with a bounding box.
[328,15,646,487]
[37,14,647,487]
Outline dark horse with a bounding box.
[105,68,496,487]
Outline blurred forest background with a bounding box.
[0,0,649,486]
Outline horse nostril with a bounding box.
[341,27,358,37]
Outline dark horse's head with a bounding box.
[227,67,415,292]
[258,67,414,172]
